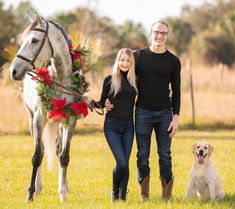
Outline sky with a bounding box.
[3,0,213,31]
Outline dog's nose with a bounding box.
[199,150,204,156]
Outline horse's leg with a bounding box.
[56,127,70,194]
[35,166,43,195]
[58,120,76,202]
[26,110,45,202]
[25,104,34,136]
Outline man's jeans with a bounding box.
[135,107,173,183]
[104,117,134,190]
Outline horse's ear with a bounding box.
[26,9,42,25]
[26,9,35,23]
[34,11,43,25]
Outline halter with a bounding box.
[16,20,54,69]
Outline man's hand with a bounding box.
[105,98,113,112]
[167,114,179,137]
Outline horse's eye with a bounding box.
[31,38,39,43]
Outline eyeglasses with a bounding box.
[152,30,168,36]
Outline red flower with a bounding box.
[32,67,52,85]
[70,101,88,117]
[48,98,67,123]
[72,52,83,69]
[72,52,83,62]
[68,43,73,53]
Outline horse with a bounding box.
[9,12,80,202]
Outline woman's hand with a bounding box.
[105,98,113,112]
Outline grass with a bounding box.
[0,130,235,208]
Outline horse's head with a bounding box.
[9,11,53,80]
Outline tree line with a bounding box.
[1,0,235,70]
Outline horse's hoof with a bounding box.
[59,193,67,202]
[25,196,34,202]
[35,185,43,195]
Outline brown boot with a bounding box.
[160,177,174,201]
[140,176,150,202]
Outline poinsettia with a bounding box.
[68,43,73,53]
[32,67,52,85]
[48,98,67,123]
[68,42,84,69]
[72,52,83,69]
[70,101,88,117]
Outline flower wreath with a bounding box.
[32,40,92,125]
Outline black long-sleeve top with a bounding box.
[97,71,137,121]
[135,47,181,115]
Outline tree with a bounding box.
[0,1,15,46]
[166,17,194,55]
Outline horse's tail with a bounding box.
[43,122,57,171]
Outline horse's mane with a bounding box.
[49,20,71,45]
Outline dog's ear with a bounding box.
[192,143,196,154]
[208,144,214,155]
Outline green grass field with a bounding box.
[0,129,235,209]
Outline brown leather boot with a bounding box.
[160,177,174,200]
[140,176,150,202]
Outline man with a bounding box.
[134,20,181,201]
[106,20,181,201]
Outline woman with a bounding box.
[94,48,137,202]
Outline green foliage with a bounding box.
[0,130,235,208]
[3,0,235,68]
[0,1,16,46]
[53,7,148,67]
[171,0,235,67]
[204,33,235,66]
[52,13,77,31]
[167,17,194,55]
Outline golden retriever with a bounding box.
[185,142,225,200]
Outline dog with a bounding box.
[185,142,225,200]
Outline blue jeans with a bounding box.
[104,117,134,190]
[135,107,173,184]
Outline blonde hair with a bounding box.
[109,48,138,97]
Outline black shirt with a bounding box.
[135,47,181,115]
[97,71,137,121]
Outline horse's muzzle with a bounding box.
[10,68,26,80]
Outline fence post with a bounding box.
[186,58,195,127]
[219,62,224,91]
